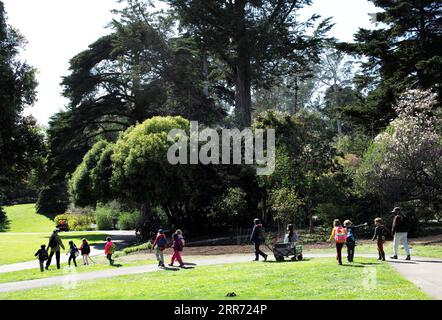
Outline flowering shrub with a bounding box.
[358,89,442,205]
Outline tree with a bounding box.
[357,89,442,209]
[254,110,343,231]
[39,1,226,213]
[165,0,333,127]
[0,2,45,219]
[338,0,442,133]
[70,116,229,237]
[69,140,110,208]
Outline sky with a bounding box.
[2,0,379,126]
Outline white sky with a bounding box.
[2,0,379,126]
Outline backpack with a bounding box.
[82,244,91,254]
[109,243,116,254]
[40,249,49,261]
[157,237,167,249]
[48,236,57,248]
[335,226,347,243]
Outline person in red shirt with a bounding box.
[104,237,116,265]
[151,229,167,268]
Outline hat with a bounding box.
[158,229,164,233]
[392,207,401,213]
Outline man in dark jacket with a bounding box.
[390,207,411,260]
[250,218,268,261]
[45,229,65,270]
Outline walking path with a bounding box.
[0,252,441,299]
[0,230,136,274]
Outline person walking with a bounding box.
[372,218,389,261]
[104,237,116,265]
[250,218,268,262]
[329,219,347,265]
[169,233,185,268]
[390,207,411,260]
[80,238,91,265]
[151,229,167,268]
[67,241,79,267]
[34,244,48,272]
[343,220,368,263]
[45,229,65,270]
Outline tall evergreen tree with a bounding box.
[0,1,45,221]
[164,0,333,127]
[338,0,442,133]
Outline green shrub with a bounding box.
[118,211,140,230]
[94,206,115,230]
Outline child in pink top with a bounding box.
[169,233,184,267]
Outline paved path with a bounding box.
[0,231,136,274]
[1,252,442,299]
[0,255,252,293]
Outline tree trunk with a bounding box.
[140,201,158,241]
[307,201,314,233]
[235,60,252,128]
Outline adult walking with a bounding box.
[250,218,268,262]
[45,228,65,270]
[390,207,411,260]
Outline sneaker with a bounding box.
[405,255,411,261]
[168,263,174,267]
[338,262,343,265]
[179,264,185,268]
[390,255,398,259]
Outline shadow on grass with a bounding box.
[265,258,310,264]
[164,266,180,271]
[110,264,123,268]
[180,266,195,270]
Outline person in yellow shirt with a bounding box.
[329,219,348,265]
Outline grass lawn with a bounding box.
[305,242,442,259]
[0,254,155,284]
[0,232,106,265]
[2,204,55,233]
[0,257,430,300]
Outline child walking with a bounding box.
[169,233,185,268]
[151,229,167,268]
[34,244,48,272]
[80,238,91,265]
[343,220,368,263]
[372,218,389,261]
[68,241,79,267]
[329,219,347,265]
[104,237,116,265]
[176,229,185,246]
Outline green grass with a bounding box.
[2,204,56,233]
[0,258,430,300]
[0,232,106,265]
[305,242,442,259]
[0,254,155,284]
